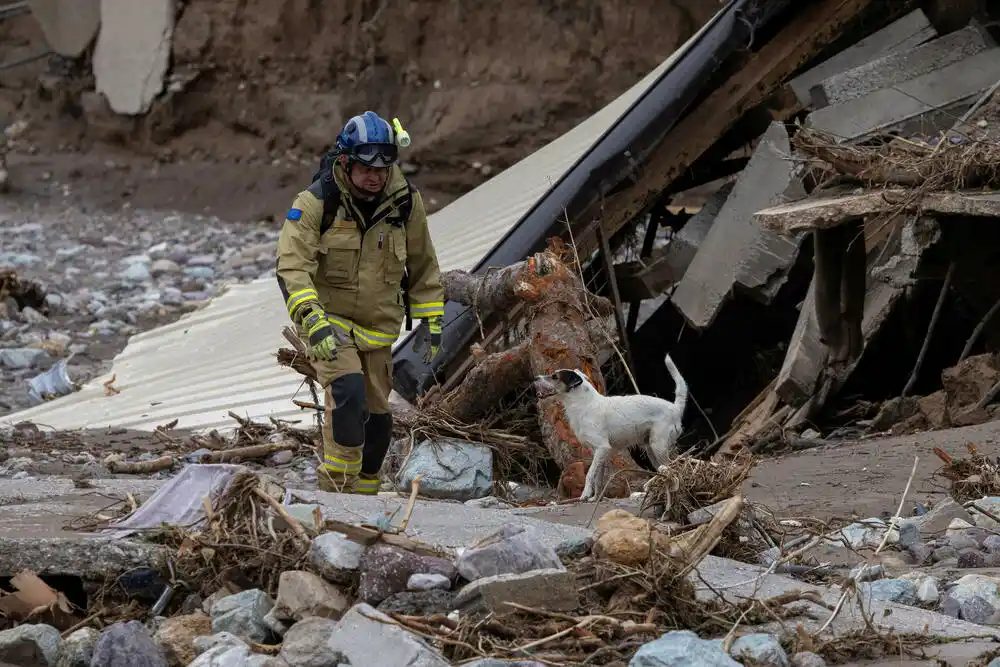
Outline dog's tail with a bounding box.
[664,353,688,415]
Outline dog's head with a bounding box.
[533,369,589,399]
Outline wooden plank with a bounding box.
[573,0,873,259]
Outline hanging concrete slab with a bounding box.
[806,47,1000,143]
[28,0,101,58]
[92,0,174,115]
[670,122,804,331]
[809,23,995,108]
[789,9,936,105]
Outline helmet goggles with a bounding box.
[348,142,398,169]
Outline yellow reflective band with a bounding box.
[326,315,399,348]
[286,289,319,318]
[323,456,361,472]
[354,478,380,494]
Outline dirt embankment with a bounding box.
[0,1,715,220]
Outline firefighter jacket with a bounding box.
[275,163,445,351]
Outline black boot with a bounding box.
[358,412,393,494]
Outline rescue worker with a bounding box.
[275,111,445,494]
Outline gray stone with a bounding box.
[262,610,290,638]
[971,497,1000,531]
[958,549,987,569]
[377,590,457,616]
[210,589,274,643]
[457,523,564,582]
[908,542,933,565]
[407,573,451,591]
[150,259,180,277]
[671,122,804,330]
[629,630,740,666]
[790,652,826,667]
[309,532,364,585]
[55,628,98,667]
[358,543,456,606]
[398,438,493,501]
[272,570,350,621]
[0,623,62,666]
[729,633,789,667]
[93,0,176,115]
[983,535,1000,554]
[940,596,961,618]
[554,536,593,560]
[0,348,50,370]
[917,577,940,604]
[946,574,1000,611]
[262,619,347,666]
[188,645,257,667]
[191,633,247,656]
[858,578,918,606]
[960,595,997,624]
[463,662,546,667]
[896,520,921,547]
[789,8,936,104]
[933,545,959,562]
[123,262,152,282]
[453,568,578,614]
[949,533,980,551]
[807,48,1000,142]
[849,563,884,582]
[809,24,992,107]
[91,621,168,667]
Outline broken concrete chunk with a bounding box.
[970,497,1000,531]
[909,498,974,537]
[91,621,168,667]
[631,630,740,666]
[153,614,212,667]
[408,573,451,591]
[358,543,456,606]
[93,0,176,115]
[457,523,564,582]
[273,570,350,621]
[453,568,578,614]
[27,0,101,57]
[0,623,62,667]
[670,122,804,330]
[859,578,918,605]
[188,645,262,667]
[309,531,364,585]
[54,628,98,667]
[809,24,992,107]
[191,633,247,657]
[266,617,346,667]
[398,438,493,501]
[806,48,1000,142]
[209,589,274,644]
[789,8,936,104]
[327,604,450,667]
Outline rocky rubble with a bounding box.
[0,201,280,416]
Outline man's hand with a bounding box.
[303,307,337,361]
[424,316,442,363]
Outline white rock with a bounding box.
[917,577,939,604]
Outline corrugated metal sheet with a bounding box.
[0,18,716,433]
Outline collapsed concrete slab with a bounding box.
[806,47,1000,143]
[809,23,995,108]
[28,0,101,58]
[756,190,1000,234]
[789,9,936,106]
[671,122,805,330]
[92,0,175,115]
[0,537,167,579]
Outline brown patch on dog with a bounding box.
[558,461,587,499]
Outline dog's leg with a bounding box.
[581,441,612,501]
[648,420,681,469]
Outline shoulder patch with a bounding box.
[286,208,303,221]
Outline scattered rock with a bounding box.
[909,498,973,537]
[942,353,1000,409]
[828,519,895,550]
[359,543,457,605]
[0,347,50,369]
[917,390,950,429]
[554,536,594,560]
[191,633,247,656]
[457,523,564,581]
[960,595,998,624]
[210,589,275,644]
[630,630,740,666]
[408,573,451,591]
[377,590,458,616]
[946,574,1000,617]
[188,644,266,667]
[849,563,884,582]
[790,653,826,667]
[272,570,350,621]
[958,549,987,569]
[310,532,365,585]
[858,578,917,605]
[321,603,450,666]
[91,621,168,667]
[265,617,347,667]
[983,534,1000,554]
[0,623,62,666]
[729,633,789,667]
[153,613,212,666]
[971,497,1000,531]
[398,438,493,501]
[917,577,940,604]
[55,628,98,667]
[453,568,578,614]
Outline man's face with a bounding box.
[348,162,389,199]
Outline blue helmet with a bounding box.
[335,111,398,168]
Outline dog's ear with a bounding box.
[556,369,584,389]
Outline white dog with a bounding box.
[533,354,688,501]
